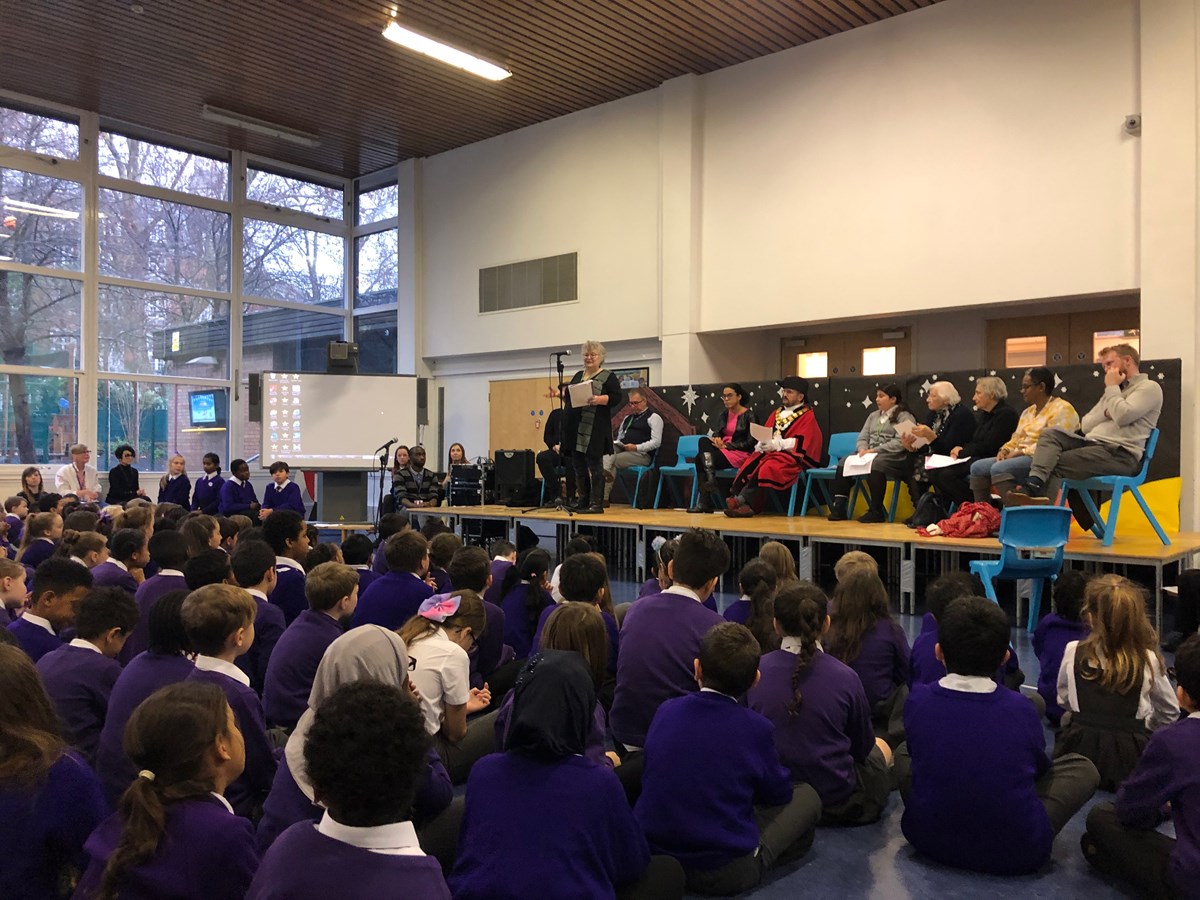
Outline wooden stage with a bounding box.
[429,505,1200,627]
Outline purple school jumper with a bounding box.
[19,538,58,570]
[533,604,620,675]
[450,753,649,900]
[121,570,188,665]
[36,642,121,764]
[1115,716,1200,890]
[157,473,192,506]
[97,651,195,804]
[838,617,910,707]
[637,577,659,599]
[218,477,258,517]
[263,609,343,729]
[90,560,139,594]
[8,615,65,662]
[262,480,305,514]
[235,593,287,695]
[1032,613,1089,725]
[271,560,308,626]
[723,599,751,625]
[500,584,554,660]
[351,571,432,631]
[469,601,509,690]
[902,681,1054,875]
[1,751,107,900]
[191,473,224,514]
[610,588,723,748]
[257,746,452,852]
[429,566,451,593]
[635,691,793,869]
[352,565,379,595]
[748,649,875,806]
[187,665,278,819]
[249,821,451,900]
[484,559,512,605]
[75,795,258,900]
[5,512,24,545]
[908,613,941,686]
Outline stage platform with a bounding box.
[438,504,1200,627]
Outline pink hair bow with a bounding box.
[418,593,460,622]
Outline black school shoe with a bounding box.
[576,504,604,514]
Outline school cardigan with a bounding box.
[351,571,432,631]
[451,753,649,900]
[1115,715,1200,891]
[0,751,108,900]
[748,649,875,807]
[249,821,450,900]
[271,558,308,626]
[187,663,278,819]
[218,476,258,517]
[499,583,554,660]
[190,472,224,514]
[90,559,139,594]
[635,691,794,870]
[1032,613,1089,725]
[157,473,192,506]
[8,614,64,662]
[836,617,910,707]
[234,592,287,695]
[901,680,1054,875]
[36,641,121,765]
[256,746,453,853]
[263,480,305,514]
[263,609,343,729]
[96,651,195,805]
[610,587,723,748]
[121,570,188,664]
[75,795,258,900]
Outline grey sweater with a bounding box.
[855,409,917,454]
[1079,373,1162,461]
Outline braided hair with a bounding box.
[772,582,830,718]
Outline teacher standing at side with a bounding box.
[561,340,624,515]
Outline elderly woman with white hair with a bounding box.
[924,376,1020,507]
[560,340,624,514]
[902,380,977,515]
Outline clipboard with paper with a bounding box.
[567,380,595,408]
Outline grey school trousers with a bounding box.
[1025,430,1140,500]
[1081,801,1179,898]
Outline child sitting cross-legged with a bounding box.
[635,622,822,896]
[1033,570,1090,726]
[898,595,1099,875]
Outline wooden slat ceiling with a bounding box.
[0,0,943,179]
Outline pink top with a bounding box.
[721,410,751,468]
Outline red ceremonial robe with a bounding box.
[731,405,823,496]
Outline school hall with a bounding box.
[3,0,1200,898]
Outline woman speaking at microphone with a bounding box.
[561,341,623,514]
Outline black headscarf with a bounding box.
[503,650,596,760]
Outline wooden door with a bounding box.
[489,377,559,456]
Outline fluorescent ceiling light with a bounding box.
[200,105,320,148]
[2,197,79,219]
[382,21,511,81]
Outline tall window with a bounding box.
[352,176,398,373]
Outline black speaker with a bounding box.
[417,377,429,426]
[248,373,262,423]
[493,449,534,503]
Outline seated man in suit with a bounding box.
[1005,343,1162,530]
[602,389,663,507]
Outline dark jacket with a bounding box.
[106,465,141,505]
[562,370,624,459]
[721,409,758,452]
[924,403,977,456]
[961,402,1020,459]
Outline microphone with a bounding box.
[374,438,399,453]
[551,349,571,357]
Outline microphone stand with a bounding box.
[376,450,389,528]
[524,353,572,516]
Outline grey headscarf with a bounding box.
[284,625,410,801]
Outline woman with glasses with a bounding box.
[969,367,1079,503]
[105,443,146,506]
[561,340,624,514]
[688,383,757,513]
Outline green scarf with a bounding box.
[574,369,609,454]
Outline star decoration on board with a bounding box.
[700,412,709,423]
[1092,370,1100,377]
[1054,374,1063,388]
[989,370,997,376]
[920,379,932,394]
[861,395,873,409]
[968,375,976,382]
[1158,372,1165,380]
[846,402,852,407]
[681,386,699,414]
[777,386,786,399]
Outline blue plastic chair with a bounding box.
[613,450,657,509]
[653,435,702,509]
[1057,428,1170,547]
[799,432,858,515]
[969,506,1072,632]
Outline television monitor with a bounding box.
[188,389,228,429]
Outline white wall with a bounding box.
[699,0,1139,331]
[421,91,663,361]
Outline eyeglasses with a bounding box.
[721,393,737,399]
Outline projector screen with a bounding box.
[260,372,418,470]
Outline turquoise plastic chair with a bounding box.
[653,435,702,509]
[799,432,858,515]
[613,451,657,509]
[1057,428,1170,547]
[969,506,1072,632]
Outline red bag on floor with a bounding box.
[919,501,1000,538]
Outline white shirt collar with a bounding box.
[69,637,102,654]
[781,403,802,413]
[21,612,55,635]
[194,654,251,686]
[350,564,370,571]
[317,811,425,856]
[662,584,703,603]
[780,636,822,654]
[493,555,513,563]
[276,556,305,573]
[158,568,185,577]
[70,556,88,568]
[1188,711,1200,719]
[210,792,234,814]
[229,475,244,486]
[109,559,129,572]
[38,536,55,544]
[246,588,269,602]
[938,673,998,694]
[202,472,219,482]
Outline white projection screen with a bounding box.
[259,372,418,469]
